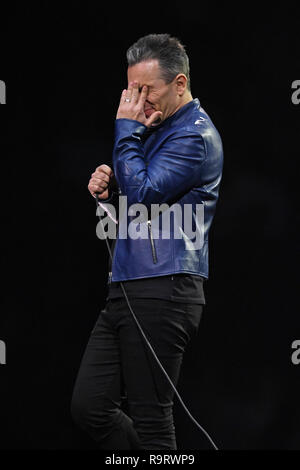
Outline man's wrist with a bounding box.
[115,118,147,138]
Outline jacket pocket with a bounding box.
[147,220,157,264]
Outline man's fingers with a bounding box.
[145,111,163,127]
[88,163,115,200]
[95,164,113,175]
[131,81,139,102]
[88,181,107,194]
[89,187,109,200]
[138,85,148,107]
[90,181,108,192]
[91,176,108,187]
[96,189,110,199]
[119,89,127,106]
[125,82,133,102]
[95,164,114,177]
[92,172,110,183]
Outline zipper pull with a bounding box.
[147,220,158,264]
[107,271,112,285]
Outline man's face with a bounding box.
[127,59,179,123]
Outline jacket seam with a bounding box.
[112,270,208,280]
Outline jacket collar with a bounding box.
[150,98,200,131]
[169,97,200,123]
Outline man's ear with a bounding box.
[175,74,188,96]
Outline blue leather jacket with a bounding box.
[108,98,223,282]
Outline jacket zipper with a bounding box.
[147,220,158,264]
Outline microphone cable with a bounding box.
[95,193,219,451]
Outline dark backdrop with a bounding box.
[0,2,299,450]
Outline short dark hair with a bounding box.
[126,33,191,91]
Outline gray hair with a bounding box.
[126,33,191,91]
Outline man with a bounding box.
[71,33,223,450]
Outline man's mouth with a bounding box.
[144,107,155,118]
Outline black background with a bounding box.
[0,2,299,450]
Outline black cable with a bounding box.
[95,193,219,450]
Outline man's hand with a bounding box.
[116,81,162,127]
[88,164,114,199]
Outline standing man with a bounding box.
[71,33,223,450]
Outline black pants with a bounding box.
[71,297,203,450]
